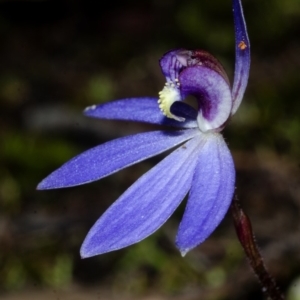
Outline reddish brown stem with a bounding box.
[231,195,285,300]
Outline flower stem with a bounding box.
[230,195,285,300]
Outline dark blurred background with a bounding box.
[1,0,300,299]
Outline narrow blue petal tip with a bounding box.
[36,182,45,190]
[180,249,189,257]
[36,178,55,190]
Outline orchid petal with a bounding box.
[231,0,250,114]
[37,129,198,189]
[179,66,232,132]
[80,135,203,257]
[84,97,197,128]
[176,133,235,255]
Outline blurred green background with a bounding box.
[1,0,300,299]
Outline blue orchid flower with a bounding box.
[37,0,250,258]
